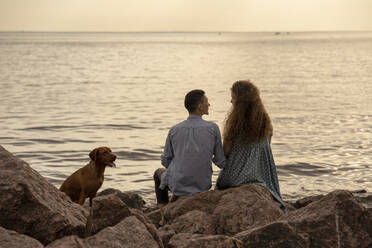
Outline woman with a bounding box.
[216,80,285,211]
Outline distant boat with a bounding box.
[274,32,290,35]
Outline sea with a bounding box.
[0,31,371,205]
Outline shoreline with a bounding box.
[1,145,372,247]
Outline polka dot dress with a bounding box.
[216,135,285,210]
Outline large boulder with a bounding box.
[47,216,163,248]
[170,210,215,235]
[235,190,372,248]
[0,145,87,245]
[291,194,324,209]
[284,190,372,248]
[85,194,132,235]
[81,191,163,246]
[129,208,164,248]
[96,188,146,210]
[0,226,44,248]
[234,221,310,248]
[161,184,284,236]
[212,184,284,235]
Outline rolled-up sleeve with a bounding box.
[161,129,174,167]
[212,124,226,168]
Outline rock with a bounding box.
[83,192,164,247]
[146,208,163,227]
[170,210,215,235]
[162,184,284,236]
[355,194,372,209]
[291,194,324,209]
[97,188,145,209]
[162,190,224,221]
[0,145,87,245]
[0,226,44,248]
[167,233,242,248]
[284,190,372,248]
[47,216,162,248]
[234,190,372,248]
[351,189,367,194]
[282,201,297,212]
[86,194,132,235]
[129,208,164,248]
[158,225,176,247]
[212,185,284,235]
[45,235,85,248]
[235,221,310,248]
[87,216,162,248]
[81,190,163,247]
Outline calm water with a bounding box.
[0,31,371,205]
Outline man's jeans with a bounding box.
[153,168,169,204]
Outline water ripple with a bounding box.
[18,124,149,131]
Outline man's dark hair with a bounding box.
[184,89,205,113]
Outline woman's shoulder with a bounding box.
[233,134,271,147]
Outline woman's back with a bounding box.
[216,134,285,210]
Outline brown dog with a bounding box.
[60,146,117,207]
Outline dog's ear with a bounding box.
[89,148,99,161]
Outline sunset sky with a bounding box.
[0,0,371,32]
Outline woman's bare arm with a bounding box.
[223,138,232,156]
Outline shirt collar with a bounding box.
[187,114,202,120]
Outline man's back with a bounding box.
[161,115,225,196]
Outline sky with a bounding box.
[0,0,371,32]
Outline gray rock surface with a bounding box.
[0,226,44,248]
[161,184,284,236]
[96,188,146,209]
[0,145,87,245]
[47,216,162,248]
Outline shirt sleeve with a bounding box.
[161,129,174,168]
[212,124,226,168]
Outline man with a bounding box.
[153,89,226,205]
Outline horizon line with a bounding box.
[0,29,371,34]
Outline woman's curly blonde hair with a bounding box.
[223,80,273,144]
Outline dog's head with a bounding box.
[89,147,117,167]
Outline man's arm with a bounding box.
[212,124,226,168]
[160,129,174,168]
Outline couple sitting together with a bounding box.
[153,80,285,211]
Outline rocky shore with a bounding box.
[0,145,371,248]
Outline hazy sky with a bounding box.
[0,0,371,32]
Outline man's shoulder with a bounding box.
[169,119,188,132]
[200,119,219,128]
[173,119,188,127]
[170,118,218,131]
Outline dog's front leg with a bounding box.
[78,191,86,205]
[85,197,94,237]
[89,197,94,216]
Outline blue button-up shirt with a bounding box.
[160,114,226,196]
